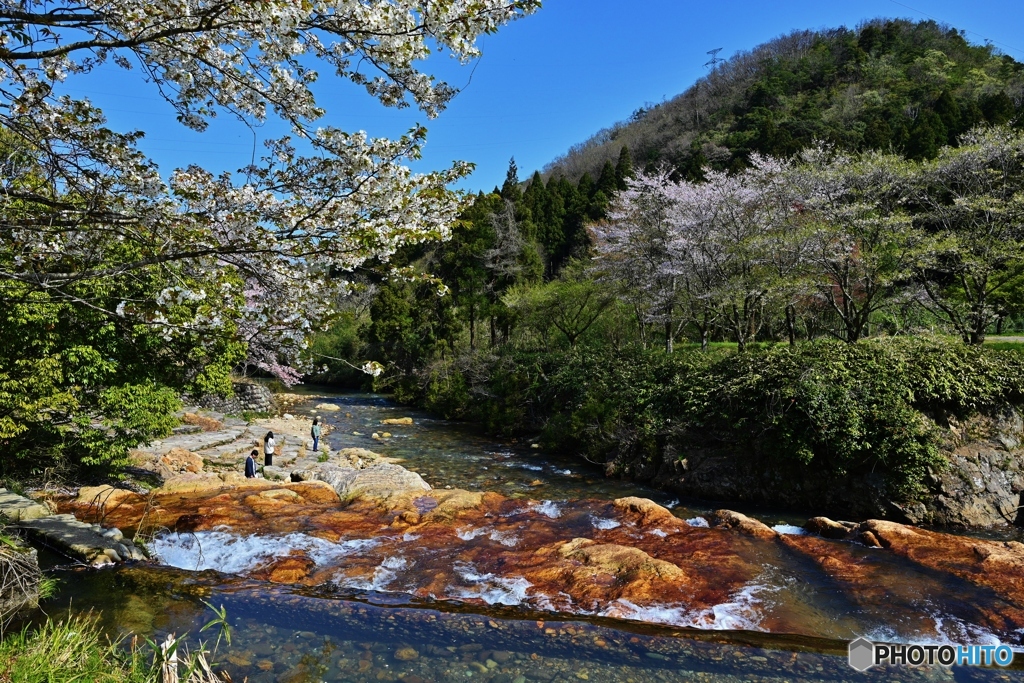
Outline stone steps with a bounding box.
[0,489,145,566]
[201,431,309,466]
[171,424,203,435]
[136,426,247,456]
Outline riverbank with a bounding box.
[397,336,1024,529]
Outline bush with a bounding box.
[415,335,1024,502]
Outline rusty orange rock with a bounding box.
[711,509,778,540]
[612,497,681,527]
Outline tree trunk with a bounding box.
[786,304,797,348]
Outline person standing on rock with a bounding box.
[311,418,322,453]
[245,449,258,478]
[263,431,276,467]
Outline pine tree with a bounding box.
[981,91,1016,125]
[615,146,634,189]
[501,157,522,203]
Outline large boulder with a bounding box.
[334,448,384,468]
[557,538,685,581]
[805,516,856,539]
[130,447,204,482]
[75,486,141,513]
[158,472,268,495]
[293,462,430,505]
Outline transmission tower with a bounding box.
[704,47,724,69]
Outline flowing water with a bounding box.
[37,392,1024,682]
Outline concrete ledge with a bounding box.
[0,488,146,566]
[0,489,50,522]
[18,516,147,566]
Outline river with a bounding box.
[33,392,1023,682]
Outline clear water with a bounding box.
[297,391,803,525]
[38,563,994,683]
[35,391,1024,682]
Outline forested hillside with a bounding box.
[545,19,1024,182]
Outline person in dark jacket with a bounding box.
[311,418,322,453]
[263,431,275,467]
[245,449,258,478]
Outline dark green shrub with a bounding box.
[416,335,1024,502]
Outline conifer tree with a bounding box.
[933,91,962,144]
[597,160,619,198]
[501,157,523,203]
[982,92,1016,125]
[908,110,947,160]
[615,146,635,189]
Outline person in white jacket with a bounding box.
[263,431,276,467]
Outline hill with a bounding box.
[543,19,1024,182]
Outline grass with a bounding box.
[982,336,1024,352]
[0,615,155,683]
[0,612,232,683]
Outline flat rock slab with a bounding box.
[137,427,247,456]
[295,462,431,503]
[262,465,291,481]
[0,488,145,566]
[17,514,146,566]
[0,489,50,522]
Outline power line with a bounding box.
[888,0,1024,57]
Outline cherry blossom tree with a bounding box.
[795,145,924,343]
[669,156,806,351]
[0,1,538,473]
[0,0,540,381]
[594,169,682,350]
[914,127,1024,344]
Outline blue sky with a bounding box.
[62,0,1024,192]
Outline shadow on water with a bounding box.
[33,562,1021,683]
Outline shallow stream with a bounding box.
[35,392,1024,682]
